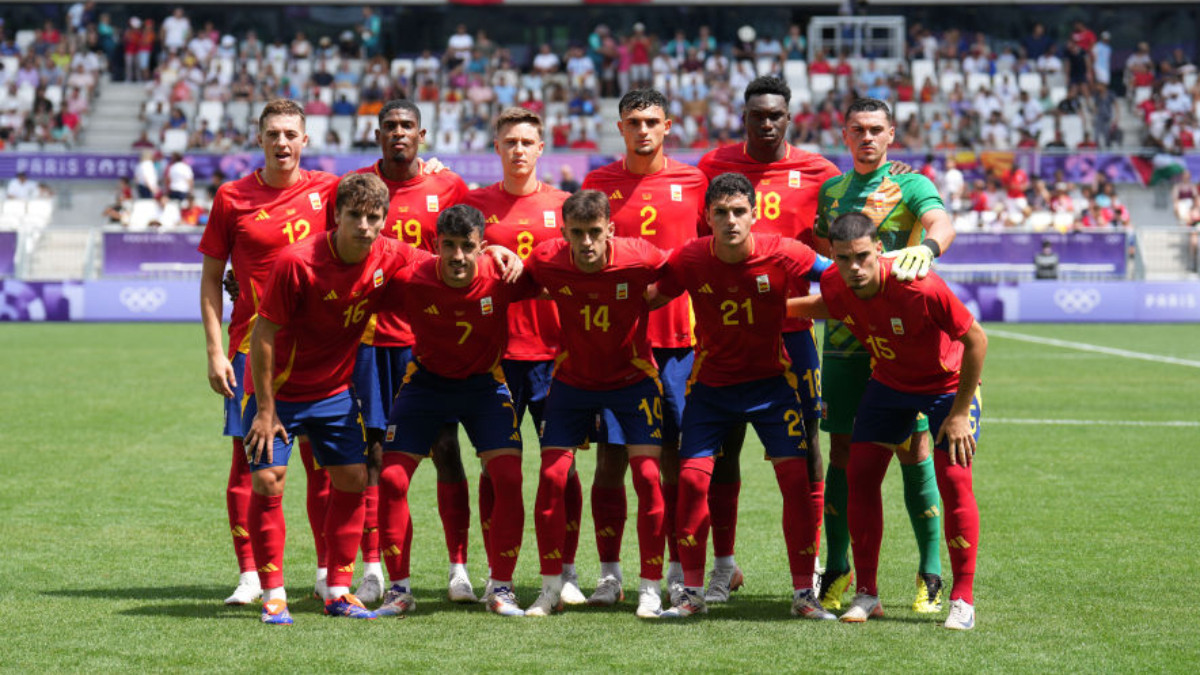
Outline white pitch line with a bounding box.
[987,328,1200,369]
[990,418,1199,428]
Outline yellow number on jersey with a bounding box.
[456,321,473,345]
[282,218,311,244]
[637,397,664,426]
[864,335,896,361]
[394,218,422,247]
[342,299,369,327]
[516,231,534,259]
[783,409,804,437]
[754,191,782,221]
[801,368,822,398]
[580,304,611,332]
[719,298,755,325]
[639,205,657,236]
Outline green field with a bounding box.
[1,323,1198,672]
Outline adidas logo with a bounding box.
[650,429,662,439]
[557,286,572,296]
[383,545,402,557]
[498,546,521,558]
[258,563,280,573]
[509,431,521,441]
[362,526,378,534]
[644,555,664,566]
[336,563,355,574]
[254,209,270,221]
[697,283,713,294]
[922,506,941,519]
[947,535,972,550]
[231,526,249,538]
[486,215,499,224]
[566,520,580,532]
[596,526,618,538]
[424,304,439,315]
[481,520,491,531]
[324,289,338,301]
[677,535,699,547]
[542,549,562,560]
[824,505,840,516]
[609,189,624,200]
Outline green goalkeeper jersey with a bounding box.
[814,162,946,359]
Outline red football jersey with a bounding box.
[397,255,541,379]
[582,158,707,349]
[525,237,666,390]
[658,234,817,387]
[198,169,339,358]
[352,161,468,348]
[252,235,426,402]
[697,144,840,333]
[464,181,568,361]
[819,258,976,395]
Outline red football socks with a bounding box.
[437,479,470,565]
[360,484,380,564]
[478,472,495,568]
[662,481,679,563]
[708,480,740,559]
[591,485,626,564]
[564,470,582,565]
[298,439,329,568]
[379,452,420,582]
[248,491,285,589]
[808,480,825,559]
[484,454,523,583]
[935,451,979,604]
[773,459,816,590]
[227,439,255,573]
[846,442,893,596]
[534,448,573,576]
[676,457,715,588]
[629,455,665,581]
[325,487,366,588]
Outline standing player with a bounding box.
[580,89,707,604]
[654,173,834,621]
[375,205,535,618]
[463,107,587,606]
[695,76,841,603]
[793,212,985,630]
[523,189,668,619]
[349,99,477,604]
[241,173,416,624]
[199,99,338,605]
[813,97,956,613]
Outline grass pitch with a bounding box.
[1,322,1197,672]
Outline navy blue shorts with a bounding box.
[223,351,247,437]
[783,328,823,422]
[242,389,368,471]
[851,379,982,450]
[601,346,690,445]
[502,358,554,428]
[541,377,663,449]
[679,376,810,460]
[385,366,521,456]
[353,344,415,432]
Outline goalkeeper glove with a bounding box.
[882,240,938,281]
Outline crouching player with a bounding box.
[791,212,985,630]
[523,189,669,619]
[654,173,834,620]
[242,173,425,624]
[374,204,534,618]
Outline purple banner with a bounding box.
[83,279,218,321]
[0,231,16,277]
[938,231,1129,277]
[103,231,205,277]
[0,279,83,320]
[1016,281,1200,322]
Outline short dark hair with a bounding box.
[562,189,610,225]
[437,204,485,240]
[378,99,421,127]
[258,99,306,131]
[828,212,879,243]
[744,75,791,104]
[844,97,893,125]
[618,88,668,117]
[705,172,756,210]
[336,173,388,216]
[494,106,543,138]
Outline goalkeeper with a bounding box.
[811,97,956,615]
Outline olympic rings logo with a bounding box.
[1052,288,1101,314]
[119,286,168,313]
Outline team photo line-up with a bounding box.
[199,80,986,629]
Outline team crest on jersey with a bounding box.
[616,283,628,300]
[670,184,682,202]
[385,425,396,443]
[373,269,384,288]
[397,205,410,214]
[426,195,440,212]
[641,192,653,201]
[756,274,771,293]
[543,211,557,228]
[891,317,905,335]
[308,192,322,211]
[481,296,494,316]
[789,171,801,188]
